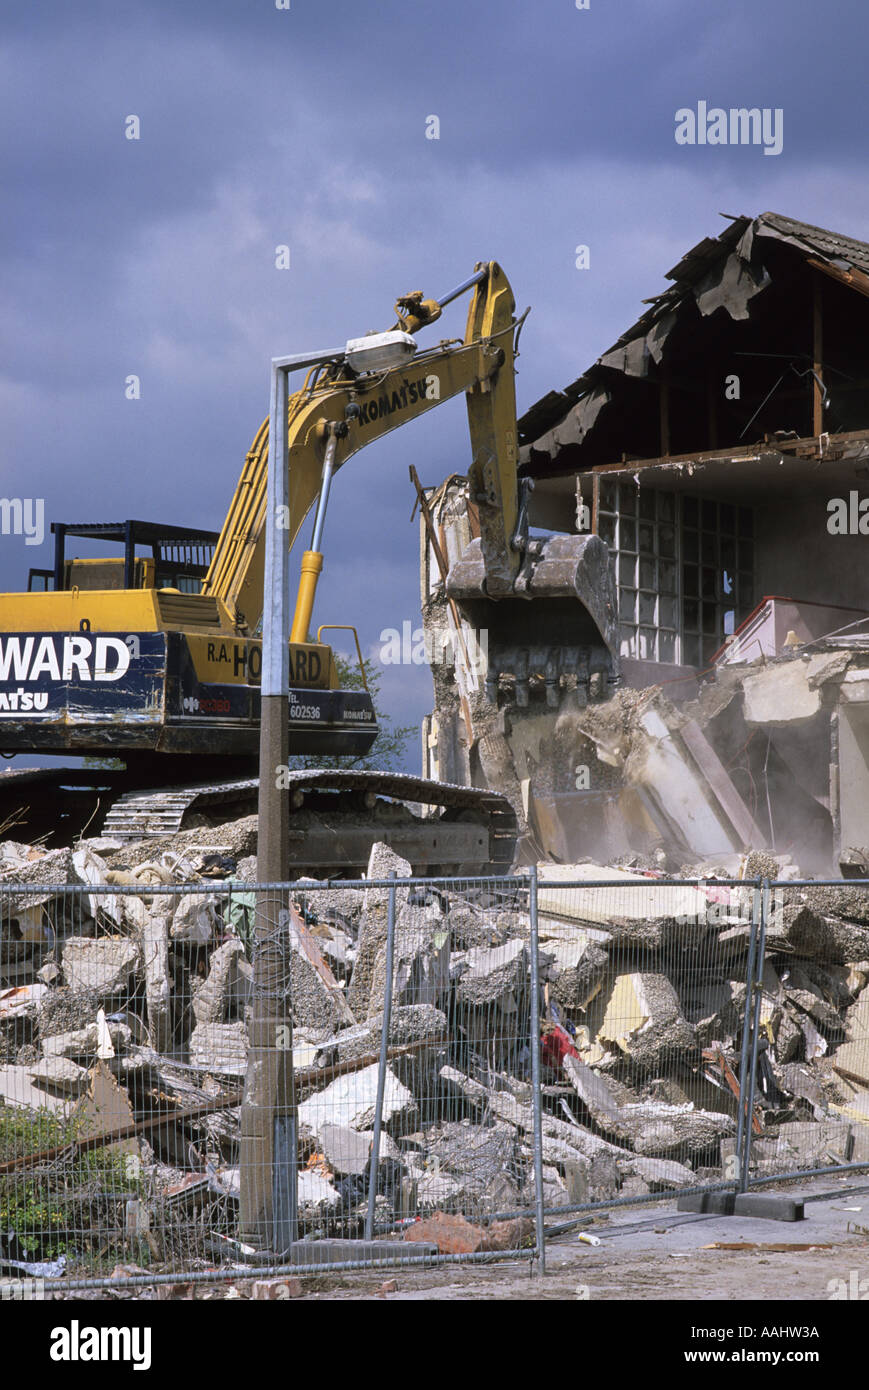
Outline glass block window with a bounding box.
[681,497,754,668]
[598,480,679,662]
[596,480,754,668]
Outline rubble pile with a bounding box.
[1,828,868,1268]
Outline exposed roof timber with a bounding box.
[546,425,869,480]
[520,210,869,463]
[563,450,869,505]
[806,256,869,300]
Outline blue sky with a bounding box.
[2,0,868,770]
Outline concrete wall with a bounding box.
[620,658,698,699]
[754,497,869,612]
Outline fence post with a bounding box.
[739,878,770,1193]
[528,865,545,1276]
[365,871,397,1242]
[734,879,760,1189]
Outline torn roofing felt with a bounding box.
[519,211,869,471]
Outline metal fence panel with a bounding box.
[528,870,756,1215]
[2,865,868,1293]
[742,877,869,1188]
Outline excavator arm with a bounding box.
[203,262,522,638]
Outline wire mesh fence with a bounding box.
[531,868,757,1216]
[1,856,868,1294]
[741,878,869,1188]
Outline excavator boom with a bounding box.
[203,262,522,636]
[0,261,617,871]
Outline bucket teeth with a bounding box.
[446,531,620,710]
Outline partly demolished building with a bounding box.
[421,212,869,877]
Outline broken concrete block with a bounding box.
[446,901,503,951]
[454,938,528,1012]
[286,904,355,1033]
[545,936,609,1013]
[749,1120,854,1171]
[171,893,217,944]
[420,1120,519,1202]
[680,974,741,1049]
[295,879,366,931]
[538,863,715,952]
[0,983,46,1061]
[440,1065,698,1190]
[367,904,450,1019]
[442,1066,618,1160]
[346,843,412,1017]
[622,1155,696,1190]
[415,1170,473,1212]
[61,937,141,1000]
[41,1020,133,1061]
[141,909,171,1055]
[2,846,72,898]
[742,662,822,725]
[621,1104,733,1158]
[297,1062,417,1136]
[335,1004,448,1064]
[592,971,697,1071]
[771,901,869,965]
[832,986,869,1086]
[803,887,869,927]
[27,1055,88,1096]
[829,1092,869,1157]
[189,1021,248,1073]
[563,1054,733,1157]
[192,940,246,1025]
[0,1064,75,1114]
[318,1124,372,1177]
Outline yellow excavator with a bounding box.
[0,263,616,872]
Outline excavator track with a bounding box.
[96,770,518,876]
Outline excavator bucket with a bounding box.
[446,530,620,709]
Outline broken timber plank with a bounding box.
[678,717,767,849]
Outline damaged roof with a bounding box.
[520,211,869,468]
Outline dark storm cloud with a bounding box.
[2,0,869,767]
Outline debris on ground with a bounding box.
[1,826,868,1270]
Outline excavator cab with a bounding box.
[27,520,219,595]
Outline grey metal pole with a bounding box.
[528,865,546,1276]
[734,882,760,1186]
[239,359,295,1250]
[740,880,770,1194]
[310,430,340,555]
[436,268,488,309]
[365,872,398,1241]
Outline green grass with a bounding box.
[0,1105,144,1259]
